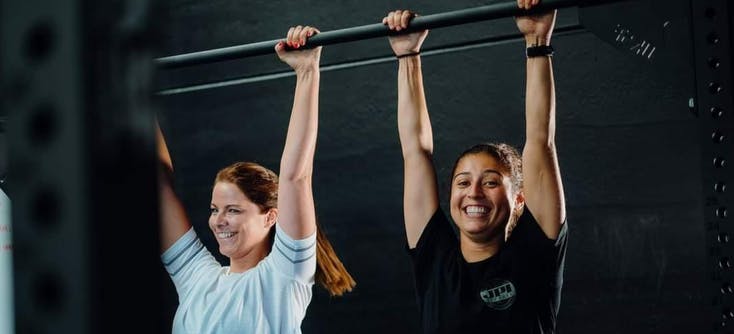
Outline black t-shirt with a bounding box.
[408,208,568,334]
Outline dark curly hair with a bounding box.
[450,143,523,195]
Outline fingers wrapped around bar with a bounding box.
[275,25,322,73]
[382,9,428,57]
[382,9,416,31]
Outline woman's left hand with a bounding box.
[515,1,556,46]
[275,25,322,73]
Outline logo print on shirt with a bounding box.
[480,279,516,310]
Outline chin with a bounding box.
[218,244,237,258]
[462,218,504,238]
[457,217,487,232]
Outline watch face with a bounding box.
[479,279,517,311]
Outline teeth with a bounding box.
[465,206,488,214]
[218,232,235,239]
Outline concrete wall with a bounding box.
[155,1,708,332]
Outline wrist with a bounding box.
[396,51,421,59]
[524,35,550,47]
[294,65,319,76]
[394,45,421,56]
[398,54,421,65]
[526,45,554,58]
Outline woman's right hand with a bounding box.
[382,10,428,57]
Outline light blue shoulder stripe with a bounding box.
[162,233,198,266]
[275,231,317,252]
[169,243,205,277]
[274,242,316,264]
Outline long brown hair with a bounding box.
[215,162,355,296]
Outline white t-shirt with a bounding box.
[162,224,317,334]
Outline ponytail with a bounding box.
[215,162,355,296]
[314,223,355,296]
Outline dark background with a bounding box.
[153,1,708,333]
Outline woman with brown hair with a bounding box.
[383,1,567,333]
[157,25,354,333]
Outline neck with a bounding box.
[460,232,504,263]
[227,243,269,273]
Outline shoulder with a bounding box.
[273,223,317,256]
[410,207,457,252]
[409,208,460,276]
[264,224,317,284]
[509,208,568,249]
[162,227,198,263]
[161,227,215,274]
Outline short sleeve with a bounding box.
[508,209,568,252]
[268,223,317,284]
[508,209,568,303]
[161,228,220,297]
[407,208,458,295]
[408,208,458,255]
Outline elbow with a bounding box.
[525,128,556,148]
[279,164,313,184]
[402,144,433,161]
[278,173,312,195]
[402,148,433,165]
[523,137,557,158]
[280,174,311,184]
[400,132,434,159]
[279,150,314,183]
[526,136,555,149]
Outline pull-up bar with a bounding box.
[155,0,628,69]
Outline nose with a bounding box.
[467,182,484,199]
[213,212,228,226]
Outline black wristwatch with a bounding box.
[526,45,554,58]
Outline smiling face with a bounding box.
[449,152,523,244]
[208,181,275,260]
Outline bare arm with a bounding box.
[516,3,566,239]
[274,26,321,239]
[384,10,438,248]
[156,122,192,252]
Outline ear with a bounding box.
[264,208,278,229]
[514,190,525,214]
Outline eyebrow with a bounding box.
[210,204,243,209]
[452,169,503,180]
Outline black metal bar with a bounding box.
[156,24,586,95]
[155,0,629,69]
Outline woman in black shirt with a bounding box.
[382,1,567,333]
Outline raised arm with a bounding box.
[156,121,193,252]
[274,26,321,239]
[516,3,566,239]
[383,11,437,248]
